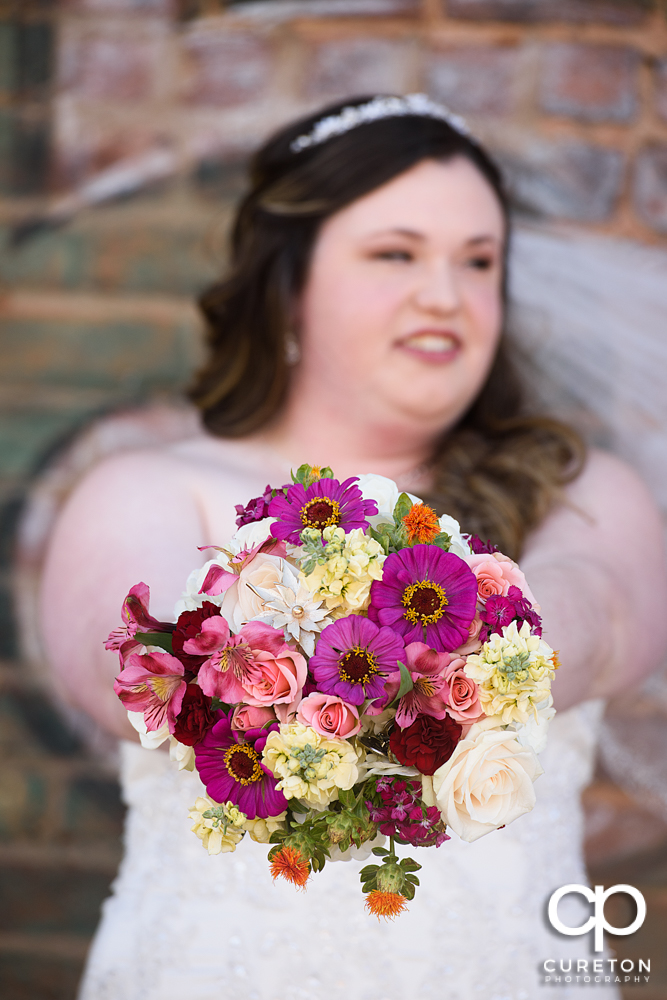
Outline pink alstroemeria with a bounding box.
[105,582,172,651]
[184,617,251,703]
[385,642,452,729]
[114,650,186,732]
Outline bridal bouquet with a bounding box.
[109,465,556,918]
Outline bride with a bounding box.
[40,95,667,1000]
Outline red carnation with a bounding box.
[389,714,462,776]
[172,684,217,746]
[172,603,222,671]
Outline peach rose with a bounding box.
[444,658,484,725]
[242,645,307,712]
[431,723,543,842]
[231,704,277,732]
[466,553,538,607]
[466,554,507,599]
[492,553,539,608]
[296,693,361,739]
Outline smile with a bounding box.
[397,330,461,361]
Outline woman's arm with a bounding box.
[39,450,210,739]
[521,449,667,711]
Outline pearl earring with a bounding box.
[284,332,301,366]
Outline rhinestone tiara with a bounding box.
[290,93,472,154]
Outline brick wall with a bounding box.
[2,1,667,997]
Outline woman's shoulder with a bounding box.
[526,446,663,560]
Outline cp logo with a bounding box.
[548,884,646,952]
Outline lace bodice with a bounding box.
[78,699,619,1000]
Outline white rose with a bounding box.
[431,727,543,842]
[438,514,472,557]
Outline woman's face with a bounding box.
[296,156,505,438]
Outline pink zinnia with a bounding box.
[368,545,477,652]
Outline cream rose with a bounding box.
[234,553,284,627]
[431,725,543,842]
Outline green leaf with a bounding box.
[393,492,413,524]
[337,788,356,810]
[404,873,420,886]
[135,631,173,653]
[371,846,390,857]
[431,532,452,550]
[393,661,414,703]
[399,858,422,873]
[402,881,416,901]
[359,865,379,880]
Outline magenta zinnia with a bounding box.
[194,711,288,820]
[309,615,404,707]
[368,545,477,652]
[268,477,378,545]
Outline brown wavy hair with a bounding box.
[189,97,584,560]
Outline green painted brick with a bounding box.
[0,317,202,391]
[0,410,89,478]
[0,223,221,296]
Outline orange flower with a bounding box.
[269,845,311,888]
[402,503,440,545]
[552,649,561,670]
[364,890,408,920]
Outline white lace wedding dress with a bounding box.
[78,700,619,1000]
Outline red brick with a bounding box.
[59,28,163,102]
[425,46,517,116]
[446,0,650,25]
[656,58,667,125]
[539,44,639,123]
[633,144,667,235]
[304,38,411,103]
[182,30,273,108]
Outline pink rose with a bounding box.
[466,555,507,599]
[444,658,484,725]
[492,553,539,608]
[240,623,307,712]
[231,704,277,732]
[452,613,484,656]
[296,693,361,739]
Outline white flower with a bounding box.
[510,698,555,755]
[174,555,230,617]
[328,833,387,863]
[251,563,332,655]
[242,812,287,843]
[188,796,246,855]
[438,514,472,557]
[127,710,169,749]
[262,723,362,810]
[355,473,421,528]
[301,526,385,614]
[431,726,544,842]
[169,737,195,771]
[359,753,420,779]
[227,517,276,555]
[463,620,556,725]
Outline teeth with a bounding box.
[405,334,457,353]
